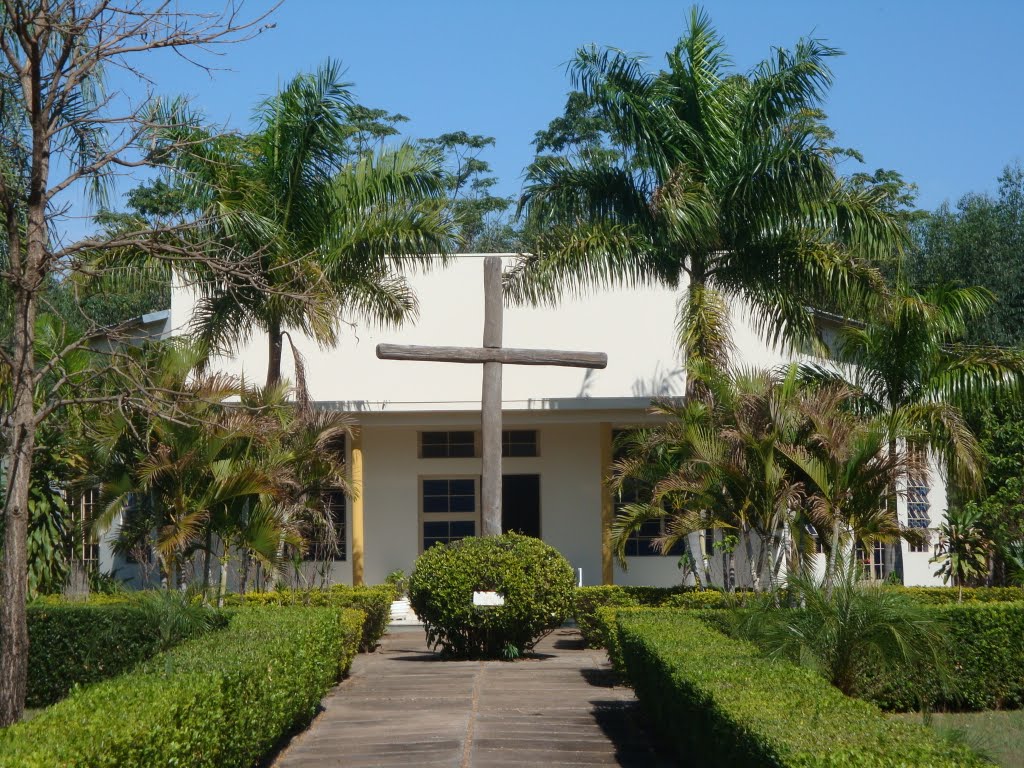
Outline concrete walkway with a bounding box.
[272,627,673,768]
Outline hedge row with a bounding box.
[0,607,363,768]
[862,601,1024,711]
[615,609,986,767]
[574,585,747,650]
[224,584,393,650]
[890,586,1024,604]
[26,602,164,707]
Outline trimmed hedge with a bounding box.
[224,584,392,651]
[574,585,744,650]
[26,601,162,707]
[0,607,363,768]
[891,586,1024,604]
[615,609,986,767]
[410,533,575,658]
[863,601,1024,711]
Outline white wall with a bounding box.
[359,421,608,585]
[170,255,793,408]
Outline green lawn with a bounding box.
[893,711,1024,768]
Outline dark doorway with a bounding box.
[502,474,541,537]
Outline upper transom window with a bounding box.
[502,430,538,457]
[420,431,476,458]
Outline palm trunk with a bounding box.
[267,317,283,389]
[888,437,904,584]
[201,529,213,596]
[218,537,231,609]
[742,523,760,591]
[684,255,708,400]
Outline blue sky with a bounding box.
[108,1,1024,213]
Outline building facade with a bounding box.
[99,254,945,588]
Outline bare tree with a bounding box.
[0,0,279,725]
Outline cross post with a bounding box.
[376,256,608,537]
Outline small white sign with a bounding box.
[472,591,505,607]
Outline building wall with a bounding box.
[170,255,793,409]
[154,254,952,590]
[360,421,609,586]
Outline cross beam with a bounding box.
[375,256,608,537]
[375,344,607,368]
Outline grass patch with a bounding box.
[893,711,1024,768]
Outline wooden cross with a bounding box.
[376,255,608,537]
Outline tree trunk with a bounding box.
[0,188,45,726]
[743,524,760,591]
[684,255,708,400]
[888,437,904,584]
[266,318,283,389]
[0,363,36,726]
[201,529,212,596]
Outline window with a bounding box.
[421,478,478,551]
[71,488,100,570]
[805,524,825,554]
[909,529,931,554]
[420,431,476,458]
[613,431,682,557]
[502,430,538,457]
[420,430,539,458]
[305,490,347,561]
[907,446,931,528]
[856,540,887,580]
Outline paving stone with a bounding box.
[271,627,673,767]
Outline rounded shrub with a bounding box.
[409,533,576,658]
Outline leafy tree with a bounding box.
[909,164,1024,347]
[419,131,519,252]
[509,7,904,377]
[958,393,1024,584]
[0,2,277,723]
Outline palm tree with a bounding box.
[823,281,1024,580]
[509,7,904,373]
[154,60,459,387]
[780,383,922,586]
[736,557,950,698]
[611,364,805,590]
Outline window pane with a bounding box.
[423,496,449,514]
[423,479,449,496]
[423,521,448,537]
[449,495,475,513]
[447,444,472,458]
[450,521,475,537]
[449,479,475,496]
[502,430,538,458]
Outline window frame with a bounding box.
[418,475,480,553]
[418,429,541,459]
[502,429,540,458]
[419,430,478,459]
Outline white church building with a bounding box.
[101,254,945,588]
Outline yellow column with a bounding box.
[351,428,365,586]
[600,422,614,585]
